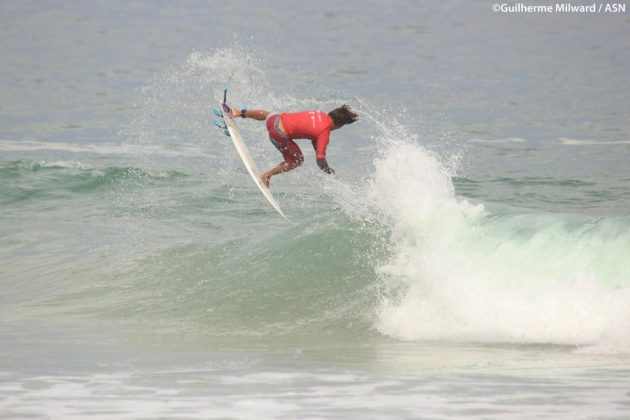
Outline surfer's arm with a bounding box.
[314,132,333,174]
[231,107,269,121]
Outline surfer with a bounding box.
[229,105,358,187]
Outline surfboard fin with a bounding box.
[212,108,223,117]
[214,120,227,129]
[223,129,231,137]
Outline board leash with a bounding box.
[222,57,253,108]
[216,58,253,136]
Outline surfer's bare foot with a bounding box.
[261,174,270,188]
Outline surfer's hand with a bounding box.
[316,158,335,174]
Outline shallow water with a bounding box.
[1,0,630,418]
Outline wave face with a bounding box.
[2,49,630,351]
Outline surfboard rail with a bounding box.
[220,103,289,220]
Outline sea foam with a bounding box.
[369,135,630,350]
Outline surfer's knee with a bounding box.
[294,154,305,167]
[286,155,304,170]
[286,161,301,170]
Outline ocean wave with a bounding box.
[5,48,630,352]
[559,137,630,146]
[468,137,527,144]
[368,140,630,349]
[0,139,212,157]
[0,159,189,204]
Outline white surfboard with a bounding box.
[220,103,288,220]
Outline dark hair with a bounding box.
[328,104,358,128]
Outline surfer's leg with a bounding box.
[283,140,304,169]
[261,141,303,186]
[264,127,303,185]
[261,162,291,187]
[262,114,303,185]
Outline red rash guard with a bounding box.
[280,111,332,159]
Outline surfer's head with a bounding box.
[329,105,358,130]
